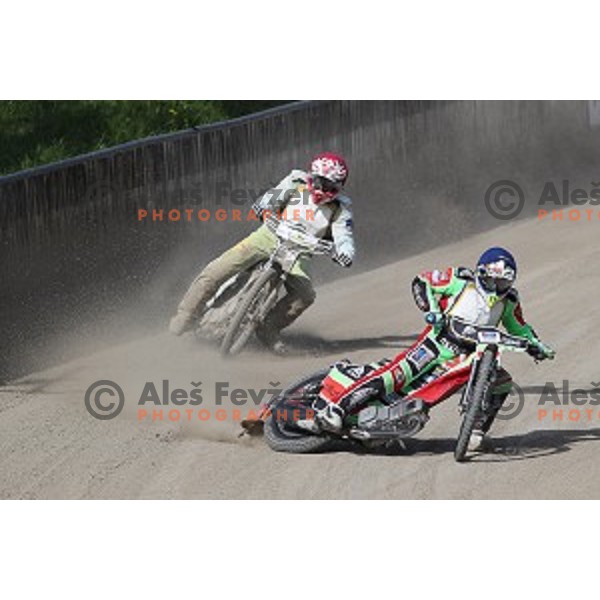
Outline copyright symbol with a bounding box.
[484,180,525,220]
[496,381,525,421]
[84,380,125,420]
[83,181,117,204]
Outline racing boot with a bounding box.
[468,391,509,452]
[467,429,487,452]
[312,397,345,433]
[169,309,195,336]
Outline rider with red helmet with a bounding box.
[307,152,349,205]
[169,152,355,353]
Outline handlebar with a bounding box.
[263,215,334,256]
[442,316,535,353]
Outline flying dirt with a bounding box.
[2,215,599,499]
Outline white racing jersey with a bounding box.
[255,169,355,260]
[446,281,507,326]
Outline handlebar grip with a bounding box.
[425,312,445,326]
[527,343,545,360]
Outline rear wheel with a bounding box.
[454,348,496,462]
[264,415,332,454]
[264,370,332,454]
[220,267,279,356]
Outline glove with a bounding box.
[424,311,444,326]
[528,341,555,361]
[251,201,265,220]
[332,250,352,267]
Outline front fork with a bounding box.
[256,270,286,323]
[256,242,308,324]
[459,346,498,415]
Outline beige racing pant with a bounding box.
[177,226,316,335]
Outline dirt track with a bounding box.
[2,215,600,499]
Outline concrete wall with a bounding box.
[1,100,598,379]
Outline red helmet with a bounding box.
[308,152,349,204]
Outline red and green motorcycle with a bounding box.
[242,317,547,462]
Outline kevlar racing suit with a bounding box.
[318,266,551,433]
[171,169,355,340]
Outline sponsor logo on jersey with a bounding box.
[407,345,435,370]
[430,268,452,285]
[486,294,500,308]
[346,365,370,380]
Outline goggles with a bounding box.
[476,265,515,294]
[311,175,342,194]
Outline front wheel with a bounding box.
[220,267,279,356]
[454,348,496,462]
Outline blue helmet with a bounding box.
[476,247,517,295]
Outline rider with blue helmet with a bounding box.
[311,247,555,452]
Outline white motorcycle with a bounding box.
[195,215,333,356]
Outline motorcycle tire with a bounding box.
[220,267,279,357]
[454,347,495,462]
[264,370,332,454]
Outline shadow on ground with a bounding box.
[283,332,419,356]
[297,428,600,462]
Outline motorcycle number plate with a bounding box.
[477,330,501,344]
[289,231,307,245]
